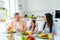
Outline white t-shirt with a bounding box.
[15,22,20,30]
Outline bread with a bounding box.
[41,34,48,37]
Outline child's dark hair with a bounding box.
[30,20,36,31]
[32,20,36,24]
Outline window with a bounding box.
[4,0,18,19]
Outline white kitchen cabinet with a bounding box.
[54,36,60,40]
[57,29,60,36]
[54,19,60,36]
[56,21,60,36]
[0,22,6,33]
[0,10,7,19]
[0,0,7,19]
[17,0,26,16]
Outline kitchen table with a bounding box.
[0,32,48,40]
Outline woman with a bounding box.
[28,20,38,33]
[42,13,56,40]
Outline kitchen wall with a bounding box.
[17,0,60,18]
[23,0,55,16]
[55,0,60,10]
[25,0,54,11]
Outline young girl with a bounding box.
[28,20,38,33]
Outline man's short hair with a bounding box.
[14,13,19,16]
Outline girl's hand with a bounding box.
[37,31,42,34]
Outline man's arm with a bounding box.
[7,21,13,31]
[23,21,26,31]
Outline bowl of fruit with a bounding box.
[21,35,35,40]
[21,31,32,35]
[21,31,28,35]
[7,30,16,34]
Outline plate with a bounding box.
[7,31,16,34]
[38,34,49,39]
[21,32,29,35]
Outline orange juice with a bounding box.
[49,34,52,40]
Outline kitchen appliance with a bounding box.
[55,10,60,18]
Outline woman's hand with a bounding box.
[52,32,56,35]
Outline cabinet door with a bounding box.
[56,20,60,28]
[56,29,60,36]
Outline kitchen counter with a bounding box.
[0,33,48,40]
[0,32,60,40]
[0,19,60,40]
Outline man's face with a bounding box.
[14,15,20,20]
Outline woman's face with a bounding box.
[43,15,47,22]
[30,21,35,26]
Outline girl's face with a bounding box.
[43,15,47,22]
[30,21,35,26]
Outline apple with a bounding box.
[27,35,35,40]
[29,36,35,40]
[21,36,29,40]
[27,35,30,38]
[24,37,29,40]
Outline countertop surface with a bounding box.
[0,32,60,40]
[0,33,48,40]
[0,20,60,40]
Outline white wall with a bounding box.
[10,0,60,18]
[17,0,60,17]
[23,0,55,17]
[55,0,60,10]
[26,0,48,11]
[26,0,54,11]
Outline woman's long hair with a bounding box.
[45,13,53,33]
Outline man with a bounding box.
[8,13,26,32]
